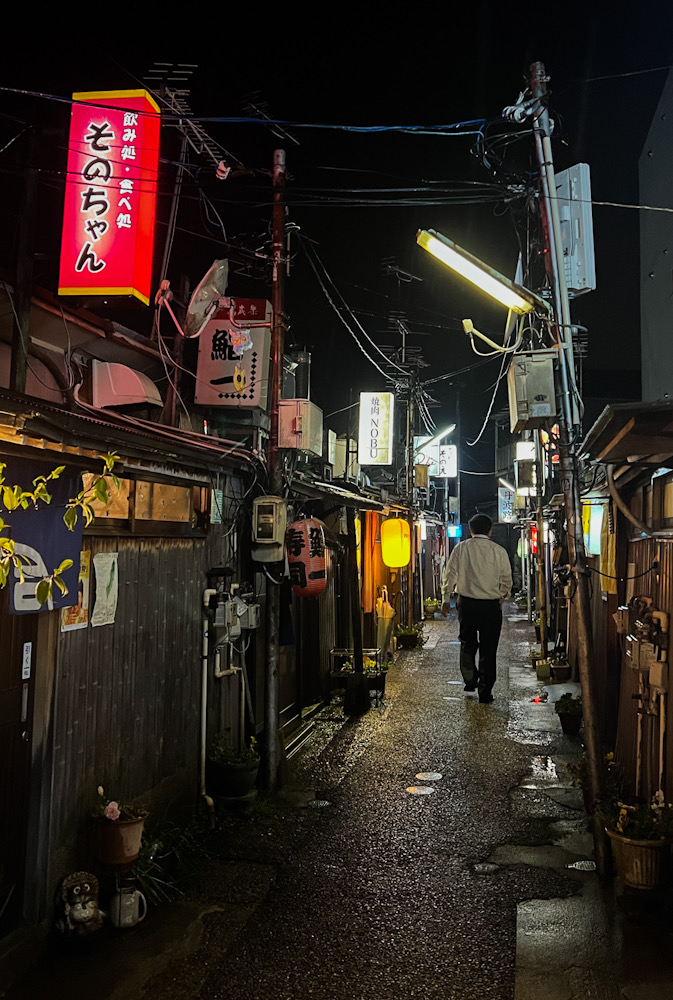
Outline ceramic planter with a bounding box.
[397,634,421,649]
[606,829,673,889]
[206,757,259,798]
[558,712,582,736]
[93,816,146,872]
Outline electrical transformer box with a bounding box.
[555,163,596,297]
[278,399,324,458]
[507,351,557,433]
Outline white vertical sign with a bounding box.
[436,445,458,479]
[498,487,516,523]
[358,392,394,465]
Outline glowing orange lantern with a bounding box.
[286,518,327,597]
[381,517,411,568]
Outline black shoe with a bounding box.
[479,693,494,703]
[464,685,476,692]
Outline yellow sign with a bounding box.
[358,392,394,465]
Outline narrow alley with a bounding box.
[5,610,673,1000]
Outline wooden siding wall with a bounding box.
[50,530,240,853]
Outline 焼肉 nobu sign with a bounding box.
[58,90,160,306]
[357,392,394,466]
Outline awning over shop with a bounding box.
[290,477,387,511]
[581,401,673,468]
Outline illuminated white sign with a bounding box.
[498,487,516,523]
[437,445,458,479]
[358,392,394,465]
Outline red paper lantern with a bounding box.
[286,518,327,597]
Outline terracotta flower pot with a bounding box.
[606,829,673,889]
[93,816,146,872]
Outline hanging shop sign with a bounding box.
[437,444,458,479]
[286,518,327,597]
[381,517,411,568]
[414,436,439,475]
[195,299,272,409]
[498,487,516,524]
[358,392,394,465]
[58,90,161,306]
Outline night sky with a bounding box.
[2,5,673,510]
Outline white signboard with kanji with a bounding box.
[195,299,272,409]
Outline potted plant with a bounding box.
[92,786,148,871]
[551,654,571,683]
[423,597,439,619]
[364,656,392,695]
[555,693,583,735]
[598,791,673,889]
[206,735,260,797]
[395,623,426,650]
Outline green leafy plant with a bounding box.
[395,622,425,637]
[598,790,673,841]
[207,734,259,765]
[93,785,148,822]
[423,597,439,607]
[0,452,119,604]
[554,693,583,716]
[380,659,393,672]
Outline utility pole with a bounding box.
[11,129,38,395]
[525,62,607,872]
[263,149,287,792]
[535,431,549,657]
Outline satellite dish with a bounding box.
[185,259,229,338]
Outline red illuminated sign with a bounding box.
[58,90,160,306]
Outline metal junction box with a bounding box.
[555,163,596,297]
[278,399,324,458]
[507,351,557,433]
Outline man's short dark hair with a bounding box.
[469,513,492,536]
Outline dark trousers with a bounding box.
[457,596,503,697]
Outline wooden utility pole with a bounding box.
[11,130,38,395]
[526,61,607,872]
[262,149,287,792]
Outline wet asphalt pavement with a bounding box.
[4,607,623,1000]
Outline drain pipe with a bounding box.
[200,602,215,825]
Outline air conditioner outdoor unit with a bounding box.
[92,360,163,408]
[278,399,324,458]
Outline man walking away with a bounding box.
[441,513,512,704]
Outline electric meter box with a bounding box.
[507,350,557,433]
[278,399,324,458]
[555,163,596,297]
[251,496,286,562]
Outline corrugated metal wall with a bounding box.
[50,530,239,850]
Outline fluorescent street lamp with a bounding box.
[417,229,548,315]
[413,423,456,457]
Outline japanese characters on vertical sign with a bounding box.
[437,445,458,479]
[498,487,516,524]
[195,299,272,409]
[357,392,394,466]
[286,519,327,597]
[58,90,160,306]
